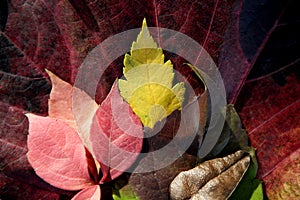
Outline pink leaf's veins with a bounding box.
[26,70,143,199]
[90,81,143,183]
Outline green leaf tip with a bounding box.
[142,18,147,29]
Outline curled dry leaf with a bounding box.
[169,150,250,200]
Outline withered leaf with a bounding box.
[169,150,250,200]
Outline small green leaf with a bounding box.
[250,183,264,200]
[229,160,263,200]
[113,185,140,200]
[205,104,257,161]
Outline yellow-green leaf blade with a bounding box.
[123,19,166,73]
[121,83,184,128]
[124,64,174,88]
[250,183,264,200]
[119,18,185,128]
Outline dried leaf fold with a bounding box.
[170,150,250,200]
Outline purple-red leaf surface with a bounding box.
[237,73,300,198]
[26,114,93,191]
[235,2,300,198]
[90,82,143,183]
[0,0,298,199]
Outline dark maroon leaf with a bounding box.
[0,176,60,200]
[236,72,300,198]
[0,0,8,31]
[219,0,289,103]
[68,0,100,32]
[247,2,300,82]
[0,34,50,114]
[4,1,75,83]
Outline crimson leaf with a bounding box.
[90,81,143,183]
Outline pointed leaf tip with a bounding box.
[142,18,147,28]
[45,69,76,129]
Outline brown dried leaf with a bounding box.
[169,150,250,200]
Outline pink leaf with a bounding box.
[46,69,76,129]
[26,114,93,190]
[46,69,99,152]
[71,185,101,200]
[73,87,99,153]
[90,81,143,183]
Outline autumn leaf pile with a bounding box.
[0,1,299,200]
[24,19,188,199]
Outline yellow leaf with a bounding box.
[118,19,185,128]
